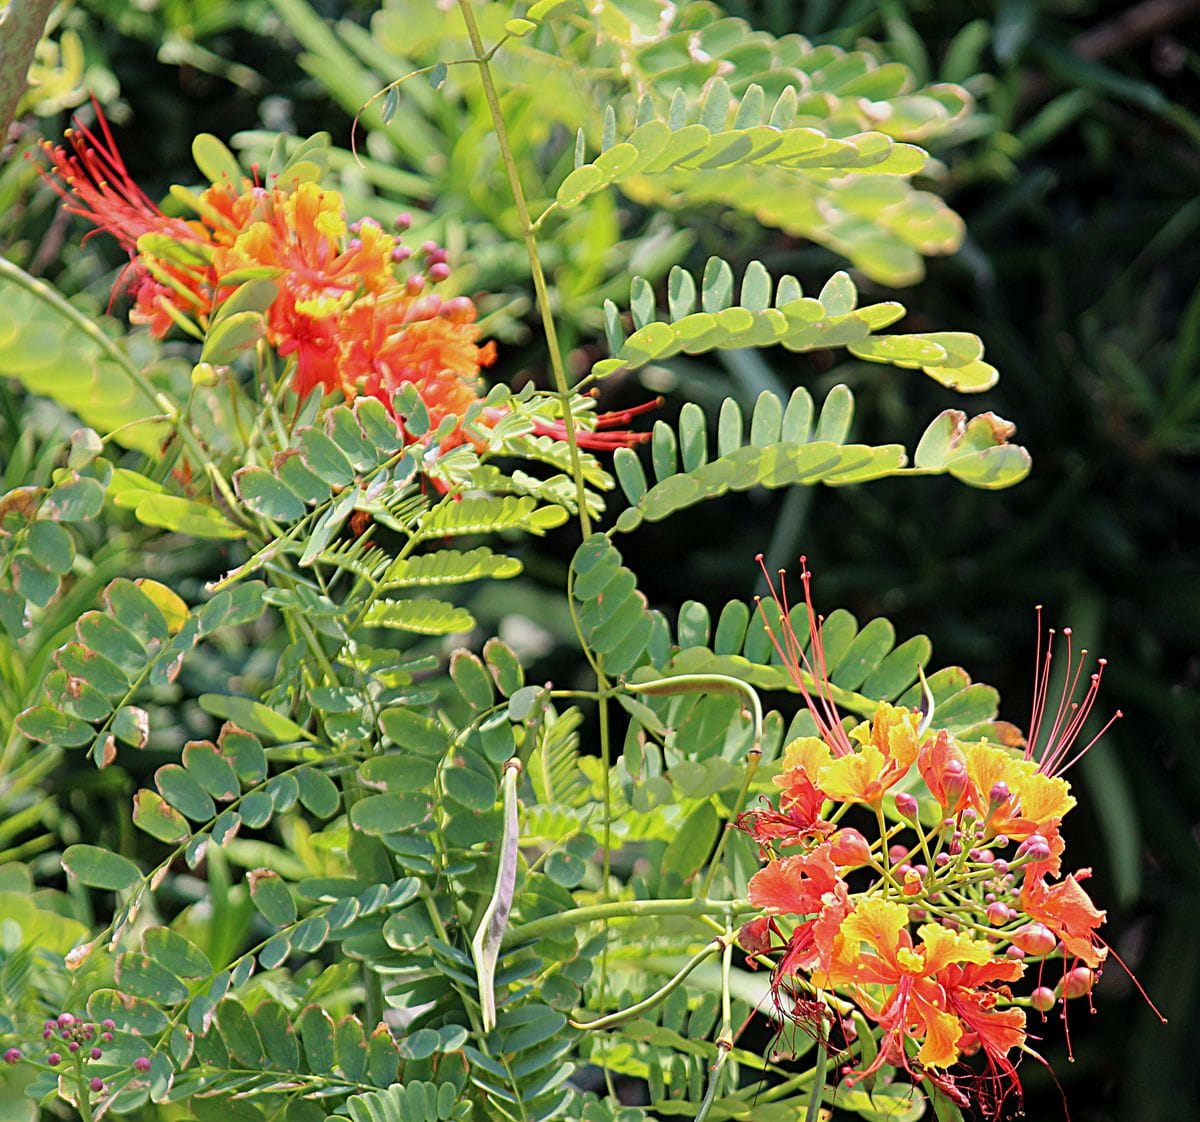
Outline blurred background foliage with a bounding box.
[2,0,1197,1119]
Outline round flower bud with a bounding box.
[1062,967,1096,999]
[1010,922,1057,956]
[57,1014,74,1028]
[90,1048,103,1060]
[48,1053,61,1066]
[101,1020,115,1031]
[89,1077,104,1093]
[191,362,221,387]
[394,212,413,230]
[133,1057,152,1073]
[888,844,908,863]
[894,792,919,820]
[1005,945,1026,960]
[1016,834,1052,862]
[101,1032,113,1043]
[988,781,1011,806]
[3,1049,21,1064]
[68,1042,80,1053]
[428,262,451,282]
[1030,986,1057,1012]
[828,828,872,868]
[986,901,1010,925]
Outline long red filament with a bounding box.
[755,554,853,757]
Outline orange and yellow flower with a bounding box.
[42,106,651,455]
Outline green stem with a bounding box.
[570,939,723,1030]
[504,897,754,948]
[624,674,765,898]
[804,1033,829,1122]
[455,0,592,536]
[74,1058,96,1122]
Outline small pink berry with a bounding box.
[133,1057,152,1073]
[3,1049,20,1064]
[89,1077,104,1093]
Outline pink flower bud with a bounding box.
[48,1053,61,1066]
[988,780,1010,806]
[3,1049,20,1064]
[90,1048,102,1060]
[1030,986,1057,1012]
[828,828,871,867]
[89,1077,104,1093]
[133,1057,152,1073]
[428,262,451,282]
[57,1014,74,1028]
[1016,834,1052,862]
[1062,966,1096,999]
[394,212,413,230]
[1010,922,1057,956]
[986,901,1010,925]
[101,1020,115,1031]
[894,792,919,819]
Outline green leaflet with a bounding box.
[593,260,992,390]
[609,387,1029,533]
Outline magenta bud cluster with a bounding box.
[8,1014,139,1090]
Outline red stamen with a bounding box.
[754,554,853,756]
[1026,611,1120,776]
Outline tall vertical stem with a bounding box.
[456,0,616,1017]
[455,0,592,536]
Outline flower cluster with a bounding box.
[737,556,1147,1116]
[2,1013,150,1096]
[39,107,651,453]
